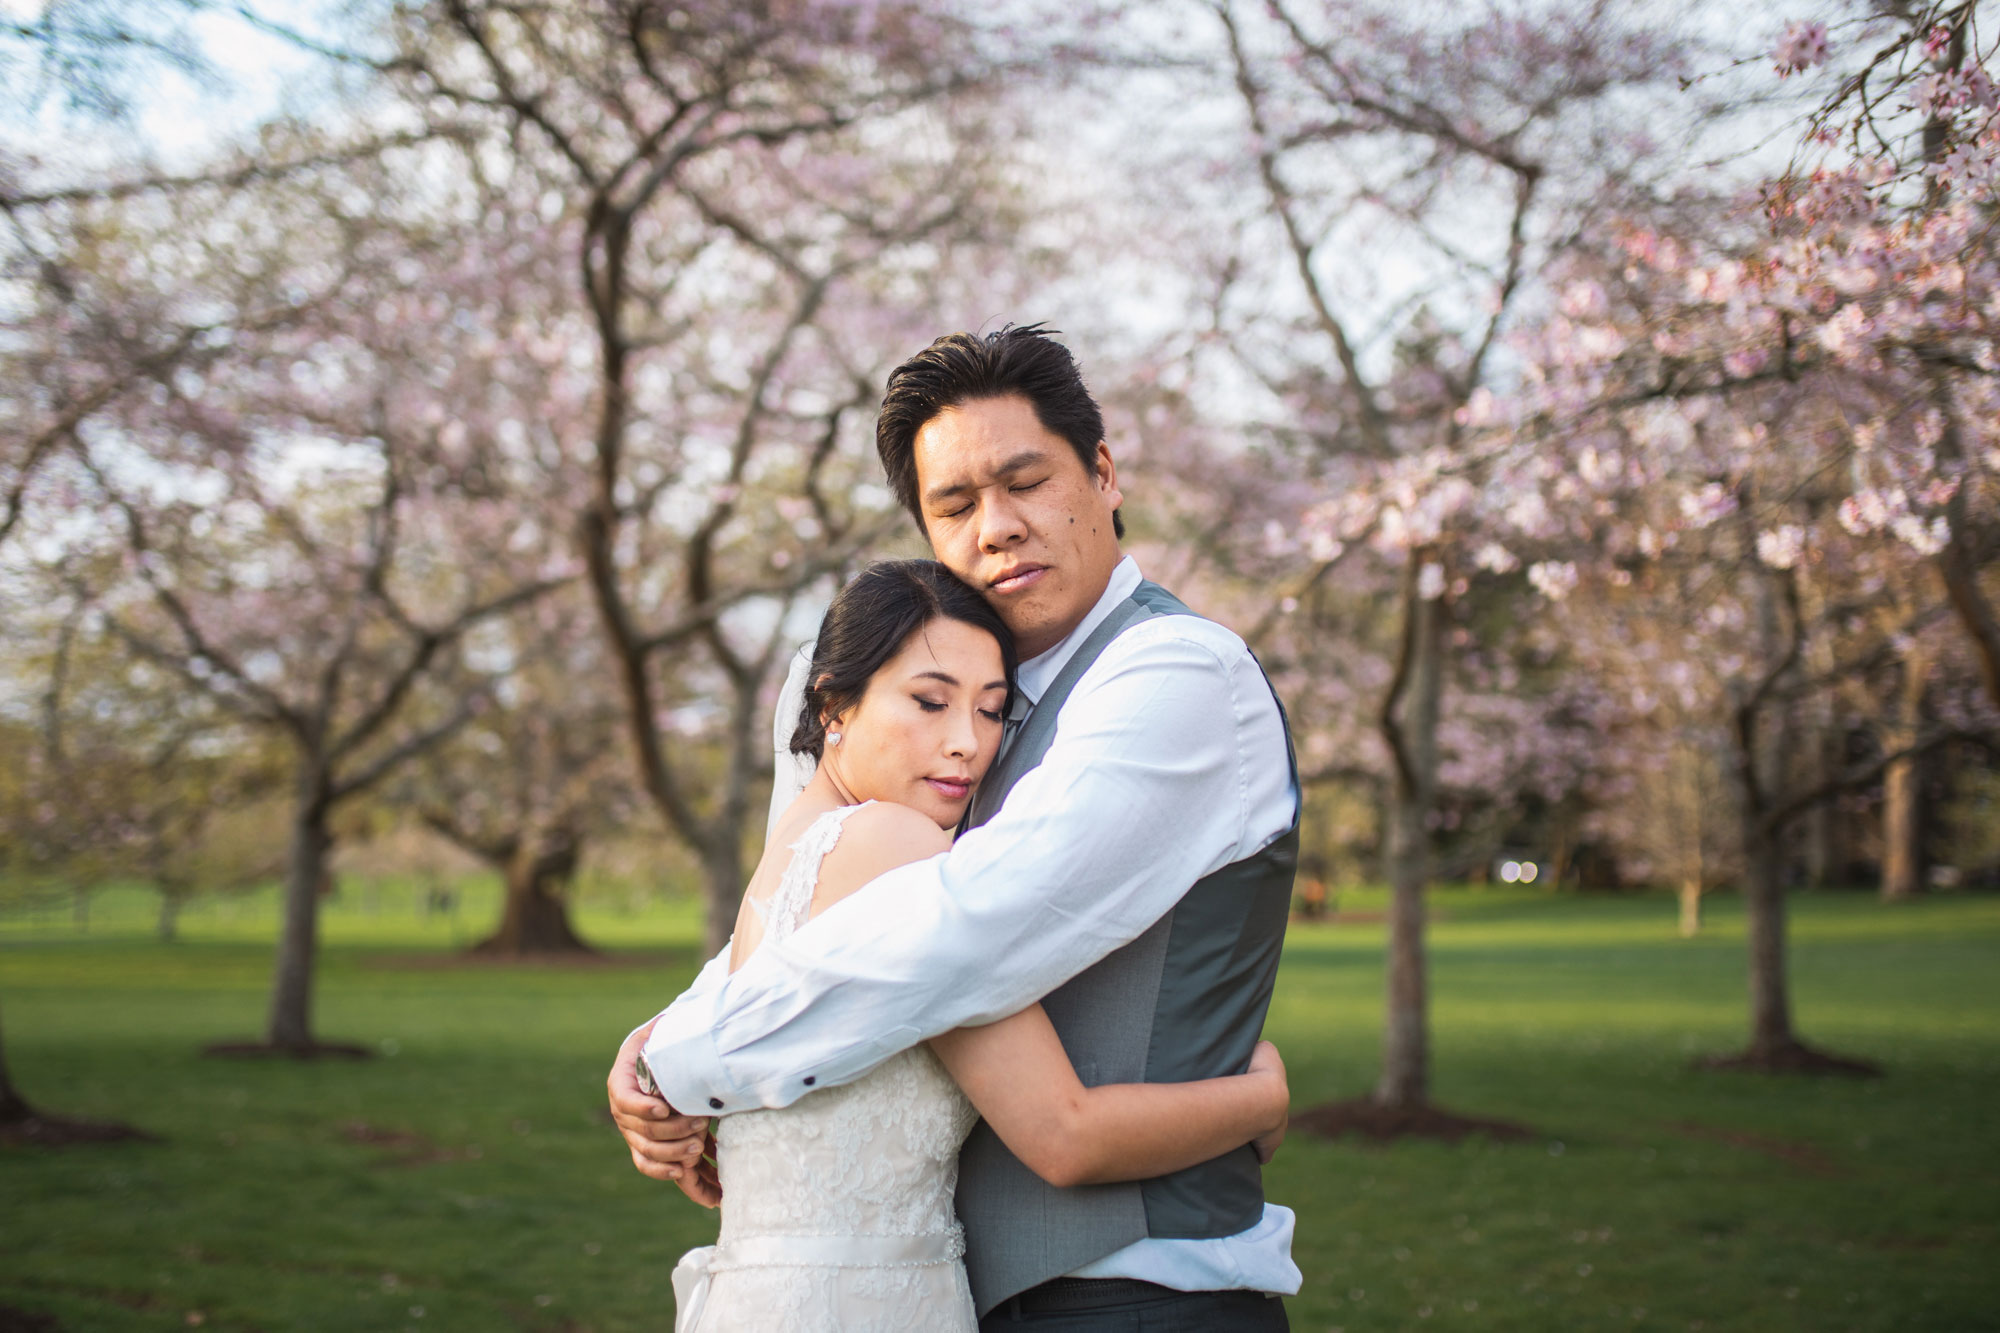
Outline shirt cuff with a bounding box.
[641,987,748,1116]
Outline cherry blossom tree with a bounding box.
[0,578,282,941]
[396,584,640,955]
[1189,0,1713,1129]
[1468,4,2000,1070]
[4,128,576,1053]
[368,0,1052,954]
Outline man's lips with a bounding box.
[989,564,1048,594]
[925,777,972,802]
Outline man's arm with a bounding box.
[643,618,1293,1116]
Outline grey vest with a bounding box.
[954,580,1300,1316]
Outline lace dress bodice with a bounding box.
[673,804,979,1332]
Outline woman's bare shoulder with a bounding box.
[810,802,952,915]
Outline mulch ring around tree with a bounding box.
[201,1041,373,1060]
[1694,1042,1882,1077]
[0,1113,156,1149]
[1291,1097,1536,1143]
[359,948,691,971]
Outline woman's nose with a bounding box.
[945,709,978,759]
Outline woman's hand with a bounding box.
[1248,1040,1288,1165]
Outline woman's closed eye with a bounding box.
[978,708,1004,723]
[914,696,947,712]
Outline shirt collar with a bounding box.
[1014,556,1142,706]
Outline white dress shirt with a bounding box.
[643,557,1300,1294]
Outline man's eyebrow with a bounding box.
[922,449,1050,504]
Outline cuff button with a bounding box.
[708,1098,723,1110]
[803,1076,816,1087]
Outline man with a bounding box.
[609,325,1301,1330]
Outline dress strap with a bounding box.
[763,802,872,944]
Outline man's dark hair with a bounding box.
[791,559,1018,761]
[876,323,1124,540]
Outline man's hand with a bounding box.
[1247,1039,1288,1166]
[608,1019,722,1207]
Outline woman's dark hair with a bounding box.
[876,323,1124,540]
[791,560,1017,761]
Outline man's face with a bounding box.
[912,394,1124,661]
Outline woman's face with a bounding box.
[824,616,1010,828]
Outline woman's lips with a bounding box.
[925,777,971,802]
[990,565,1047,594]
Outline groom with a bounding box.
[609,325,1301,1330]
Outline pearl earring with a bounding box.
[827,731,842,747]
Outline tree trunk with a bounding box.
[1800,721,1836,890]
[1676,746,1705,937]
[473,829,592,955]
[1879,754,1923,901]
[265,786,331,1051]
[1880,640,1928,902]
[1740,816,1796,1057]
[0,999,32,1126]
[1375,578,1441,1110]
[1678,877,1703,938]
[700,838,745,962]
[157,889,183,942]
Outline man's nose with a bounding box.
[976,493,1028,552]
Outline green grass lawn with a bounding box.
[3,884,1997,1332]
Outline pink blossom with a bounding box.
[1526,560,1579,600]
[1890,513,1950,555]
[1771,21,1829,76]
[1473,541,1520,574]
[1837,488,1902,535]
[1677,483,1737,529]
[1755,524,1806,569]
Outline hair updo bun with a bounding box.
[792,560,1017,761]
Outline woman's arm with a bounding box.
[929,1005,1288,1189]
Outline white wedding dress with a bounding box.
[672,804,981,1332]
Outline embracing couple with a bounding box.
[608,326,1302,1331]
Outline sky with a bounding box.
[1,1,349,168]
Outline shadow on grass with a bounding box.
[1293,1097,1537,1144]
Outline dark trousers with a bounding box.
[979,1278,1289,1332]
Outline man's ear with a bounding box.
[1093,441,1124,513]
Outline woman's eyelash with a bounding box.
[979,709,1003,722]
[914,698,946,712]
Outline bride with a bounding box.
[661,560,1289,1333]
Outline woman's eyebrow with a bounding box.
[913,669,960,686]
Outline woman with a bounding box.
[670,560,1288,1332]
